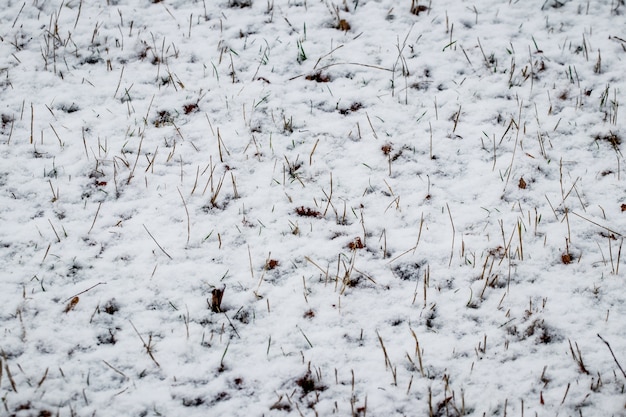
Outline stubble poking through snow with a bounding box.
[1,0,625,416]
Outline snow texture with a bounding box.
[1,0,625,416]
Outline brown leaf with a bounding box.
[211,288,224,313]
[621,204,626,212]
[410,4,429,15]
[265,259,279,270]
[296,206,321,217]
[305,72,331,83]
[64,296,79,313]
[183,103,199,114]
[561,253,572,264]
[347,237,365,250]
[518,177,527,189]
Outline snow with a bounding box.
[1,0,625,415]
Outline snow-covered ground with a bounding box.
[1,0,625,415]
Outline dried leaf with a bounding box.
[64,296,79,313]
[347,237,365,250]
[211,288,224,313]
[296,206,321,217]
[519,177,527,189]
[265,259,279,270]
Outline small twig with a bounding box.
[247,245,254,279]
[12,2,25,28]
[477,37,490,69]
[446,203,455,267]
[2,350,17,393]
[49,123,63,147]
[113,66,125,98]
[297,326,313,348]
[73,0,83,30]
[313,44,344,69]
[48,219,61,242]
[177,187,190,246]
[570,211,622,237]
[143,224,173,260]
[224,311,241,339]
[102,360,128,380]
[560,382,570,405]
[37,367,49,388]
[88,202,102,234]
[323,172,333,217]
[289,61,392,81]
[365,112,378,139]
[309,138,319,165]
[126,133,144,185]
[597,334,626,379]
[30,102,33,144]
[504,101,523,190]
[129,320,160,367]
[63,282,106,303]
[568,339,589,374]
[220,341,230,367]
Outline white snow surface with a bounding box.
[1,0,625,415]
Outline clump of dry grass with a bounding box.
[153,110,175,127]
[296,206,321,217]
[265,259,279,270]
[347,237,364,250]
[594,132,621,152]
[211,287,225,312]
[229,0,252,8]
[410,0,430,15]
[183,102,199,114]
[305,71,331,82]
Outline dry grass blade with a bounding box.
[127,133,145,185]
[177,187,191,245]
[597,334,626,380]
[569,211,622,237]
[223,310,241,339]
[88,201,102,234]
[211,287,224,312]
[504,101,523,190]
[446,203,455,267]
[129,320,160,367]
[6,362,17,392]
[102,360,128,380]
[63,282,106,303]
[143,224,173,260]
[297,326,313,348]
[37,367,49,388]
[1,350,17,393]
[568,339,589,374]
[376,330,391,369]
[410,0,430,15]
[409,328,425,377]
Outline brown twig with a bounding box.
[597,334,626,379]
[129,320,160,367]
[63,282,106,303]
[143,224,173,260]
